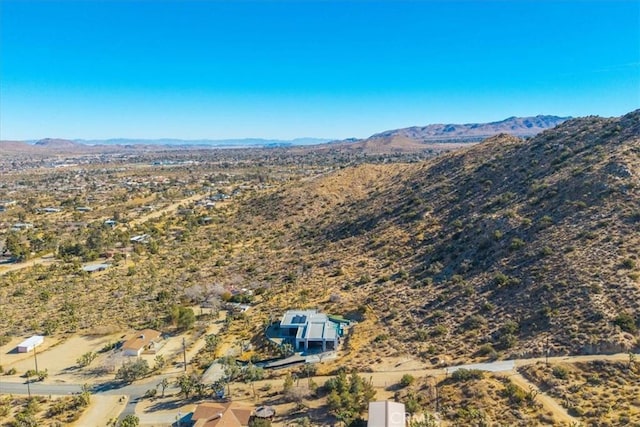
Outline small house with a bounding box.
[122,329,162,357]
[82,263,110,273]
[130,234,150,244]
[192,401,253,427]
[17,335,44,353]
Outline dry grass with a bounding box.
[520,359,640,426]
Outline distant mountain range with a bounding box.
[1,115,570,155]
[370,115,571,141]
[72,137,333,147]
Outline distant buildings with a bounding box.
[0,200,17,212]
[130,234,151,244]
[82,263,110,273]
[41,207,62,213]
[10,222,34,231]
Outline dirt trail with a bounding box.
[126,194,205,227]
[0,253,55,276]
[72,395,127,427]
[504,372,579,425]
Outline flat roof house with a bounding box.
[368,401,406,427]
[122,329,162,357]
[280,309,339,352]
[17,335,44,353]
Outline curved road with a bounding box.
[1,351,636,424]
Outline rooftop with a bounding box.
[192,401,253,427]
[122,329,161,352]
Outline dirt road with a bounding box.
[126,193,206,227]
[0,252,55,276]
[503,372,579,425]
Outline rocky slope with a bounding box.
[235,111,639,361]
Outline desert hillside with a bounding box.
[234,111,639,362]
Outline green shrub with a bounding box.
[431,325,447,337]
[451,368,484,382]
[509,238,526,250]
[621,258,636,269]
[613,313,637,333]
[552,366,568,380]
[400,374,415,387]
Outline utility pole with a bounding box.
[33,346,39,373]
[182,338,187,372]
[26,372,31,399]
[435,378,440,413]
[545,335,550,366]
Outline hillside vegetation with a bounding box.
[1,112,637,369]
[233,111,639,362]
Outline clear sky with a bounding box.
[1,0,638,140]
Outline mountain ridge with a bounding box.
[1,115,569,155]
[231,110,639,361]
[371,115,571,140]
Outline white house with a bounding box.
[279,310,339,352]
[368,401,406,427]
[122,329,162,357]
[17,335,44,353]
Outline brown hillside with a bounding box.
[238,111,640,361]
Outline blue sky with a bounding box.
[1,0,638,140]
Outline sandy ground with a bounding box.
[2,334,121,383]
[136,395,197,426]
[154,311,227,376]
[72,395,128,427]
[1,335,61,369]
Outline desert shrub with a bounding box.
[613,313,637,333]
[620,258,636,269]
[509,238,526,250]
[495,333,517,350]
[502,381,527,406]
[552,366,568,379]
[461,315,486,331]
[451,369,483,382]
[476,343,497,359]
[431,325,447,337]
[400,374,415,387]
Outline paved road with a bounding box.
[445,360,515,374]
[0,377,172,397]
[2,351,637,425]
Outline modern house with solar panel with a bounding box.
[279,309,340,352]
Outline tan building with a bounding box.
[122,329,162,357]
[192,402,253,427]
